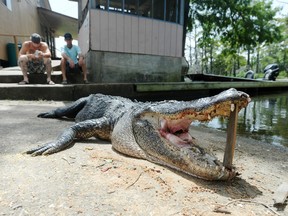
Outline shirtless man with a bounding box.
[18,33,55,85]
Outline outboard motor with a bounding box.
[245,70,254,79]
[263,64,279,81]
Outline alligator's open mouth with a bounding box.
[133,89,250,180]
[160,118,196,147]
[159,100,236,145]
[161,112,224,154]
[159,116,223,167]
[140,96,250,180]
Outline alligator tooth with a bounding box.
[160,119,166,128]
[230,104,235,112]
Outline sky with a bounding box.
[49,0,78,19]
[273,0,288,17]
[49,0,78,56]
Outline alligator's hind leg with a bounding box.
[25,117,111,156]
[37,96,91,119]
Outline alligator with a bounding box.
[25,88,250,181]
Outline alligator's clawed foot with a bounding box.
[25,142,57,156]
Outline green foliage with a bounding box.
[184,0,287,76]
[235,71,246,78]
[278,71,288,79]
[190,0,281,49]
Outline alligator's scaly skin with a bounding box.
[26,88,251,181]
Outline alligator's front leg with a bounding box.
[25,117,111,156]
[25,128,77,156]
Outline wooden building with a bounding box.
[76,0,187,83]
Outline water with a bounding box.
[195,92,288,148]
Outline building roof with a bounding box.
[37,7,78,38]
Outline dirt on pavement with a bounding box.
[0,100,287,216]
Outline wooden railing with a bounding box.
[0,33,30,57]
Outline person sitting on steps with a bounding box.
[18,33,55,85]
[60,33,88,84]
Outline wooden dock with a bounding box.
[1,65,288,101]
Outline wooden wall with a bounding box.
[88,9,183,57]
[0,1,41,61]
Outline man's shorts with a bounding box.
[28,60,46,74]
[66,62,82,74]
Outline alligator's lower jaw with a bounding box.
[160,125,237,180]
[183,167,237,181]
[178,143,237,180]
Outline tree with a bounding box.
[183,0,283,75]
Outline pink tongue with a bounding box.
[178,133,193,142]
[160,130,193,146]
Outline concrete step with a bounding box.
[1,63,288,102]
[0,63,85,85]
[0,83,139,101]
[0,68,63,84]
[0,60,63,84]
[0,63,147,101]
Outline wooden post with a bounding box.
[223,103,239,169]
[13,35,19,58]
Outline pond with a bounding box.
[196,91,288,148]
